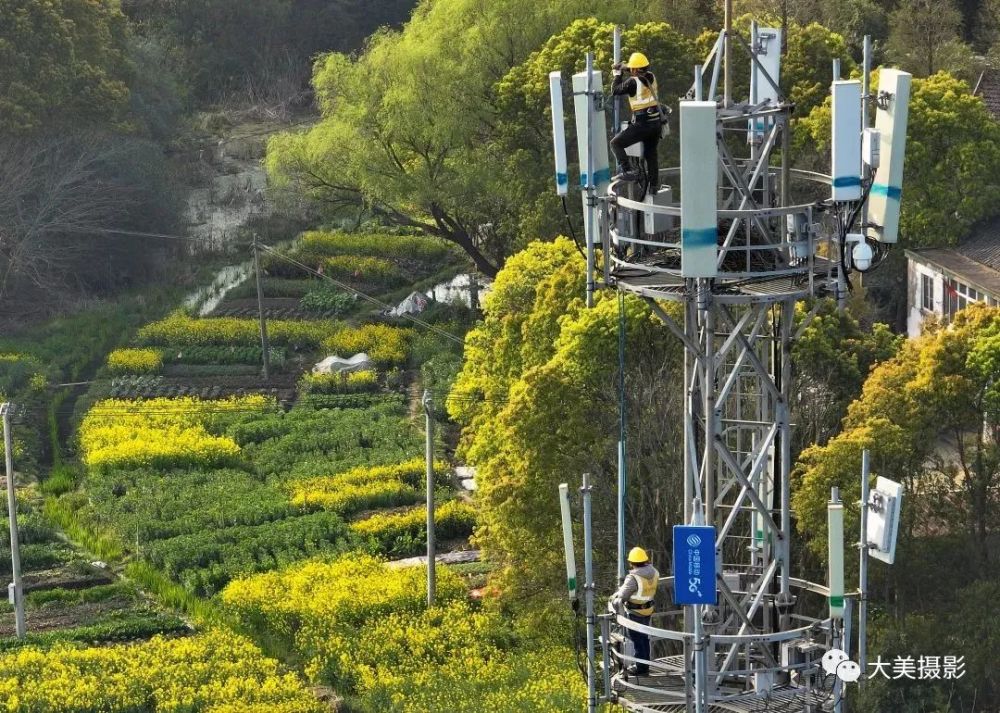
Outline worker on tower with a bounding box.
[610,546,660,675]
[610,52,662,192]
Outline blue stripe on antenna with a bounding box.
[556,172,568,187]
[682,227,718,248]
[832,176,862,188]
[871,183,902,200]
[580,168,611,187]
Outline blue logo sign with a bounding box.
[673,525,717,606]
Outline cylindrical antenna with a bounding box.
[613,26,622,166]
[724,0,732,107]
[558,483,578,602]
[585,52,595,308]
[694,65,703,101]
[859,449,871,685]
[549,72,568,196]
[828,487,845,620]
[581,473,597,713]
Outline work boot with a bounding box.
[614,170,640,182]
[626,664,650,676]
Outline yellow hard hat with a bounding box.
[626,52,650,69]
[628,546,649,564]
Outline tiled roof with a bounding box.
[907,219,1000,296]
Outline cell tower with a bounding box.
[549,7,909,713]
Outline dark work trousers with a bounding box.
[611,120,660,188]
[626,610,652,673]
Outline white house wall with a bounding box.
[907,259,944,338]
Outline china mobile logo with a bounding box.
[823,649,966,682]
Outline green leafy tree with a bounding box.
[265,0,652,276]
[0,0,131,134]
[794,304,1000,569]
[449,239,685,613]
[887,0,975,78]
[791,299,902,454]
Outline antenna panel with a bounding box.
[572,70,609,245]
[832,80,863,201]
[680,101,718,277]
[869,69,912,243]
[549,72,569,196]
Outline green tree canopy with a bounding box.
[0,0,131,134]
[794,304,1000,567]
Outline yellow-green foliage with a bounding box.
[293,458,444,500]
[323,255,405,286]
[0,629,322,711]
[138,312,338,348]
[354,602,585,712]
[290,457,448,512]
[296,479,419,514]
[106,348,163,375]
[300,230,451,262]
[350,500,476,543]
[323,324,413,366]
[299,369,378,395]
[221,553,467,686]
[79,396,272,470]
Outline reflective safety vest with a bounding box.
[627,567,659,616]
[628,77,660,118]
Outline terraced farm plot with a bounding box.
[1,495,185,650]
[69,397,429,595]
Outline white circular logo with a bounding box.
[686,534,702,547]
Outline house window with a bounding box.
[921,273,934,312]
[944,278,988,319]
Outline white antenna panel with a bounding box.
[831,80,862,201]
[868,69,911,243]
[680,101,718,277]
[867,475,903,564]
[749,27,782,141]
[549,72,569,196]
[572,70,610,245]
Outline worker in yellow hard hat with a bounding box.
[610,545,660,675]
[610,52,663,193]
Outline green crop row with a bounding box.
[160,344,287,366]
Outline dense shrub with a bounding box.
[106,348,163,375]
[0,353,45,396]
